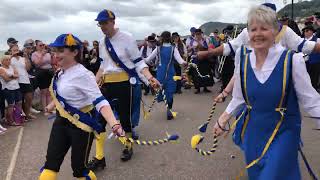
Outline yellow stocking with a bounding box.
[39,169,57,180]
[77,170,97,180]
[95,132,106,160]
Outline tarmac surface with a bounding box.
[1,84,319,180]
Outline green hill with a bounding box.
[278,0,320,18]
[199,22,245,35]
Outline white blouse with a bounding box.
[99,29,148,75]
[226,44,320,124]
[223,26,316,56]
[10,56,30,84]
[144,43,185,65]
[56,64,109,112]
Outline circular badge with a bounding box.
[129,77,137,85]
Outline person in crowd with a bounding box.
[140,35,158,95]
[10,45,35,120]
[31,41,53,115]
[0,55,22,126]
[189,28,214,94]
[87,40,101,75]
[303,25,320,91]
[172,32,187,94]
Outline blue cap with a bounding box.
[190,27,196,33]
[262,3,277,12]
[49,34,82,49]
[95,9,116,22]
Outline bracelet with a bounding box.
[223,89,230,96]
[217,120,229,132]
[111,123,121,130]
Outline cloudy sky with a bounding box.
[0,0,302,50]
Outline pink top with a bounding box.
[31,51,52,69]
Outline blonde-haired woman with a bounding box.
[0,55,22,126]
[214,5,320,179]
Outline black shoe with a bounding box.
[203,88,211,93]
[121,147,133,162]
[176,90,182,94]
[144,92,149,96]
[167,111,174,120]
[87,157,106,171]
[194,89,201,94]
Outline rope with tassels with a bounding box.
[118,132,179,147]
[143,87,178,120]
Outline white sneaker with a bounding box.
[0,124,7,131]
[30,107,41,114]
[0,129,4,135]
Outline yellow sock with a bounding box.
[39,169,57,180]
[95,132,106,160]
[77,170,97,180]
[125,132,133,149]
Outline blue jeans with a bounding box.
[131,83,142,128]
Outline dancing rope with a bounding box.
[143,87,177,120]
[191,102,221,156]
[118,132,179,147]
[185,63,210,78]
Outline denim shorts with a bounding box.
[2,89,22,105]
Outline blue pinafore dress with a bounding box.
[233,47,302,180]
[156,45,176,108]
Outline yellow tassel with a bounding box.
[173,76,182,81]
[65,34,77,46]
[171,111,177,118]
[191,134,202,149]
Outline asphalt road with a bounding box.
[1,84,319,180]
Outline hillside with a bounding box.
[199,22,245,35]
[278,0,320,18]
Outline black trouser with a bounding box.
[99,81,132,133]
[306,62,320,90]
[174,63,182,92]
[44,114,94,177]
[221,56,235,91]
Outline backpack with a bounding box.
[12,105,24,124]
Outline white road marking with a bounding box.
[6,127,24,180]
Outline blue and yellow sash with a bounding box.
[104,37,141,84]
[49,73,104,133]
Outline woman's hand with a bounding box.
[213,112,231,137]
[214,90,229,103]
[112,124,125,137]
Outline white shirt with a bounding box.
[226,44,320,124]
[223,26,317,56]
[10,56,30,84]
[0,66,20,90]
[140,45,156,58]
[144,43,186,65]
[186,36,194,48]
[99,29,148,75]
[56,64,109,112]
